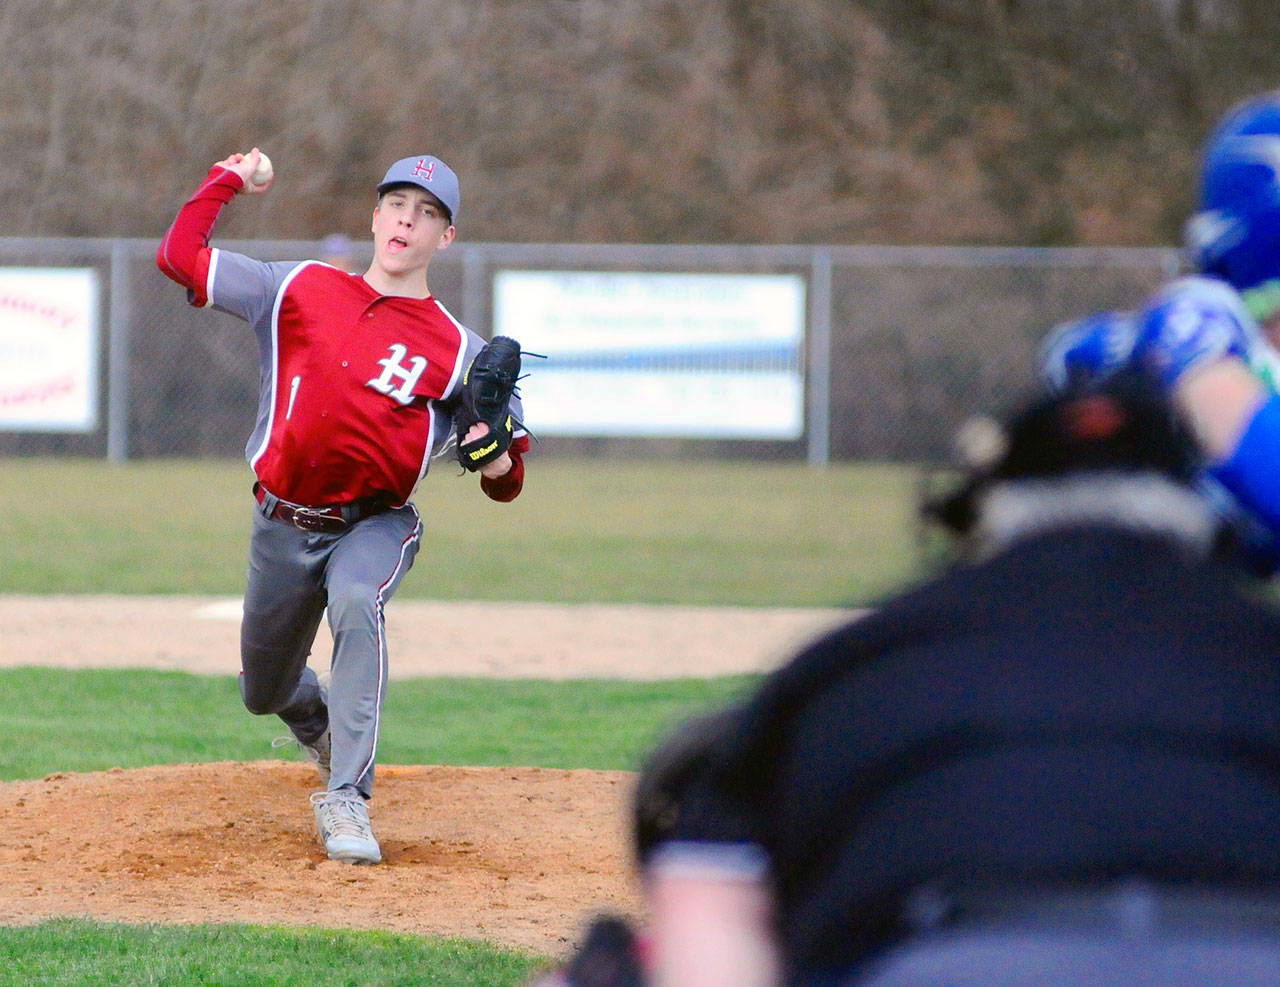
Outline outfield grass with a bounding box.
[0,454,927,982]
[0,456,929,606]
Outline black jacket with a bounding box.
[654,526,1280,978]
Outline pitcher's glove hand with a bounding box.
[455,335,525,472]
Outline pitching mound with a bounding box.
[0,597,856,963]
[0,761,642,958]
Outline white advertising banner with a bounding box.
[494,270,805,438]
[0,268,100,432]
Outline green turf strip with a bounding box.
[0,919,546,986]
[0,668,758,782]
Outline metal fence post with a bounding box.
[106,239,131,462]
[807,248,832,468]
[462,244,485,332]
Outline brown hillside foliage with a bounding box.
[5,0,1280,245]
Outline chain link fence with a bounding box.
[0,237,1180,464]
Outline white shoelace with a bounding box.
[273,733,330,764]
[310,790,371,840]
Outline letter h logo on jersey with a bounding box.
[367,343,428,405]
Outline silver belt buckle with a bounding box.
[291,506,345,532]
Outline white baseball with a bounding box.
[250,152,273,187]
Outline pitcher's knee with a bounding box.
[239,676,297,716]
[325,586,379,632]
[241,694,279,716]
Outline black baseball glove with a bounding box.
[454,335,526,471]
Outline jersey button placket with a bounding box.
[342,304,363,368]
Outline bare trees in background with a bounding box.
[3,0,1279,246]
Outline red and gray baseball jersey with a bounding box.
[157,167,528,506]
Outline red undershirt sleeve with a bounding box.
[155,166,244,308]
[480,434,530,502]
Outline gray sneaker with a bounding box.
[310,788,381,865]
[272,731,331,785]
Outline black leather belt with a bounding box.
[254,483,390,533]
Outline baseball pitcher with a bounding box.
[157,148,531,865]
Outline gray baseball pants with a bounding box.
[238,498,422,799]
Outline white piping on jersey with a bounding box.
[248,262,316,470]
[355,505,423,788]
[407,300,472,501]
[203,248,222,309]
[435,298,473,395]
[411,403,440,496]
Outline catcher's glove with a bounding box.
[455,335,528,471]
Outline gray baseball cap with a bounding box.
[376,155,460,224]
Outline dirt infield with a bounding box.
[0,595,852,961]
[0,594,851,680]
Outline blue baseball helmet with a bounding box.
[1186,91,1280,291]
[1038,308,1137,392]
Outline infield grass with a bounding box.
[0,667,758,782]
[0,456,929,606]
[0,919,546,986]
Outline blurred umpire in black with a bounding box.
[544,376,1280,986]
